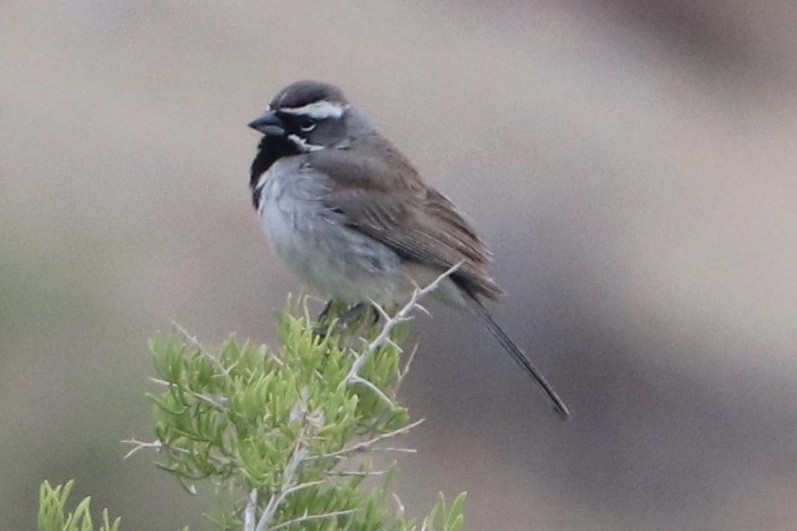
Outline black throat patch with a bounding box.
[249,135,298,209]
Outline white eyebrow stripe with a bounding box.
[279,101,347,119]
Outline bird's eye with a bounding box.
[296,115,316,132]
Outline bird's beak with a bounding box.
[248,110,285,136]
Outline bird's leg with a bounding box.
[314,301,377,338]
[313,299,338,337]
[317,299,335,322]
[337,302,377,328]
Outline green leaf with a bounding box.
[37,480,122,531]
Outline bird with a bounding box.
[248,80,570,420]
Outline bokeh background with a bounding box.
[2,1,797,529]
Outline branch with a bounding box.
[268,508,359,531]
[122,437,238,469]
[172,321,232,376]
[255,443,309,531]
[398,344,419,386]
[149,377,229,411]
[341,262,463,406]
[121,438,162,459]
[255,389,328,531]
[243,489,257,531]
[310,417,426,461]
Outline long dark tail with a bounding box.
[468,298,570,420]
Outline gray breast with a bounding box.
[257,157,407,305]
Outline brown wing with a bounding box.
[307,138,503,300]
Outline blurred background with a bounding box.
[2,1,796,529]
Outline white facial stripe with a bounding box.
[255,171,270,192]
[280,100,347,119]
[287,134,324,152]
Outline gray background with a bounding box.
[2,1,796,529]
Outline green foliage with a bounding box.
[38,295,466,530]
[38,480,121,531]
[420,492,468,531]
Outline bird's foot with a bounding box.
[314,301,378,338]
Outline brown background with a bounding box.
[2,1,797,529]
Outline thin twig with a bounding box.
[256,442,309,531]
[392,493,406,518]
[369,447,418,454]
[347,374,395,407]
[268,509,359,531]
[243,489,257,531]
[266,480,325,508]
[309,417,426,461]
[122,438,238,468]
[172,321,231,376]
[121,438,162,459]
[255,391,321,531]
[398,344,419,385]
[326,469,386,477]
[340,263,462,406]
[148,377,229,410]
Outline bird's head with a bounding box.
[248,80,353,153]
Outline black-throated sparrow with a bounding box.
[248,80,569,420]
